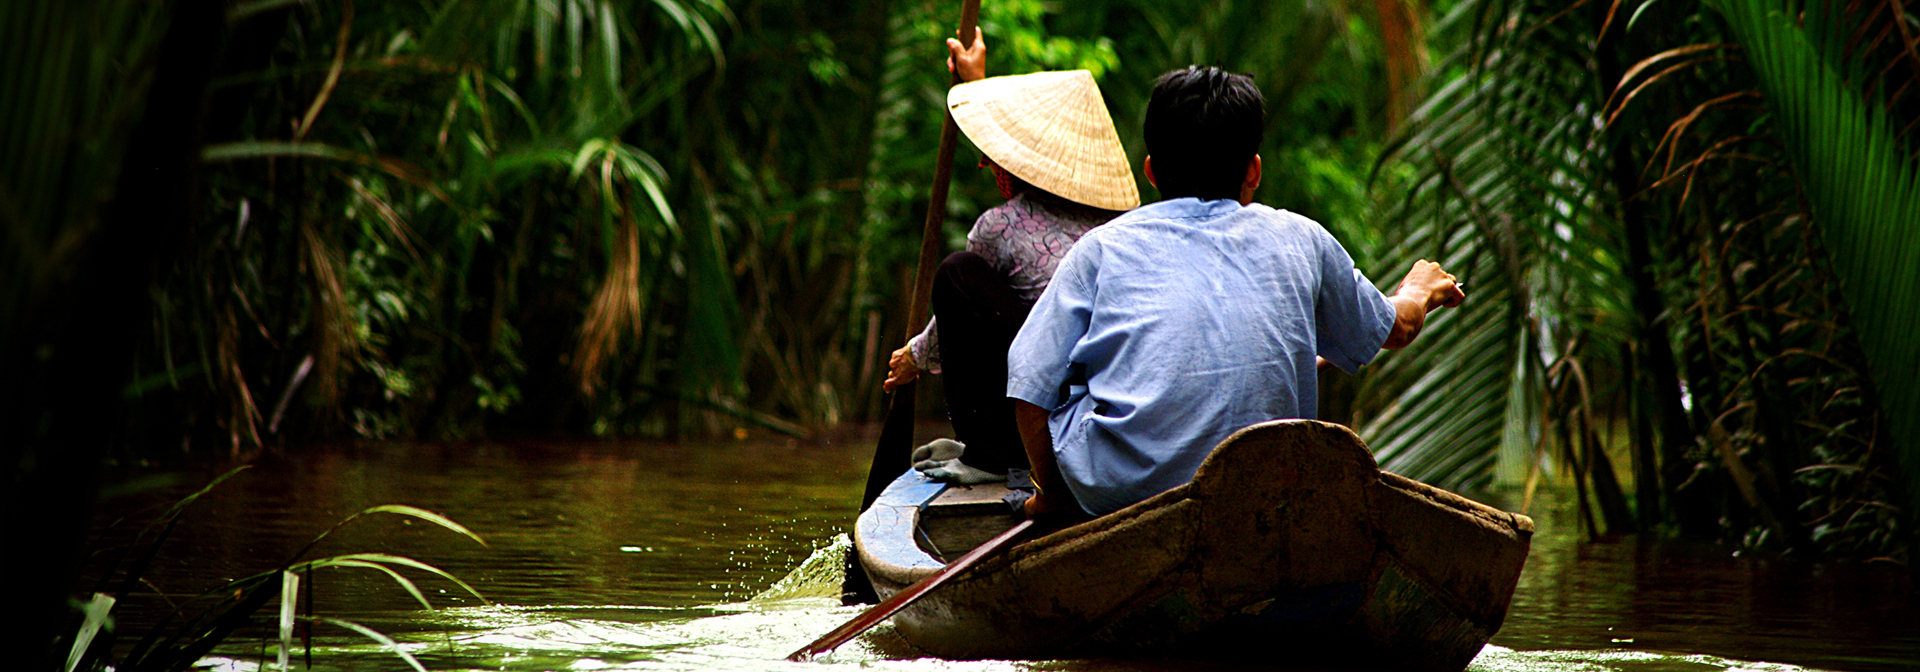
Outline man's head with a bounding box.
[1142,66,1264,202]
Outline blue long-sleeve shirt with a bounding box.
[1005,197,1396,516]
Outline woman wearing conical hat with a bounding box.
[882,29,1139,484]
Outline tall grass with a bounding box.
[65,468,487,672]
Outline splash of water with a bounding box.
[752,533,851,602]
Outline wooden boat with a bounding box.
[854,419,1534,671]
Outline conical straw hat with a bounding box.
[948,70,1139,211]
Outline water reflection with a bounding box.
[89,434,1914,671]
[1487,487,1916,672]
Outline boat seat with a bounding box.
[919,482,1022,561]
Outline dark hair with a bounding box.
[1143,66,1265,200]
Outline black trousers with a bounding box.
[931,251,1030,474]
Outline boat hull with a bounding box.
[855,420,1533,671]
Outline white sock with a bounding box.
[916,458,1001,485]
[912,438,966,464]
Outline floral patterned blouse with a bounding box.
[908,191,1119,373]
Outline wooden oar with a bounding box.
[844,0,984,605]
[791,517,1033,661]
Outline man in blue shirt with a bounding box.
[1007,66,1464,518]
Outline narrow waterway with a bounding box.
[83,431,1916,671]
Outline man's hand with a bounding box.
[1014,399,1074,520]
[883,344,919,392]
[1399,259,1464,311]
[1383,259,1464,349]
[946,27,986,82]
[1024,487,1061,518]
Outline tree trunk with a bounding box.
[1592,1,1713,536]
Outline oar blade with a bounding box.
[788,518,1034,661]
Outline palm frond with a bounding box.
[1354,0,1626,491]
[1711,0,1920,527]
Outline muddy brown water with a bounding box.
[82,431,1915,671]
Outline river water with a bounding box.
[85,431,1916,671]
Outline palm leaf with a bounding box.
[1354,0,1625,490]
[1710,0,1920,527]
[305,617,429,672]
[285,503,487,567]
[305,552,491,606]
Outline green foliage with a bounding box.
[157,0,1134,442]
[0,1,168,325]
[23,0,1908,561]
[121,0,1412,445]
[1707,0,1920,557]
[162,0,736,443]
[66,470,485,672]
[1356,0,1630,492]
[1354,0,1913,559]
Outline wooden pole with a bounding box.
[859,0,983,512]
[844,0,984,605]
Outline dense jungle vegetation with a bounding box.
[5,0,1918,656]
